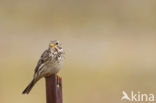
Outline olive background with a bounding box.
[0,0,156,103]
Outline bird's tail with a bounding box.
[22,79,36,94]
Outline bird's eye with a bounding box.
[56,42,58,45]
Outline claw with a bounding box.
[57,74,61,87]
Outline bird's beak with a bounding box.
[50,43,55,47]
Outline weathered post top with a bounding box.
[45,74,62,103]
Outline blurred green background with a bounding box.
[0,0,156,103]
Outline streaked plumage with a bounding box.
[22,40,65,94]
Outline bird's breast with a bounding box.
[46,56,64,75]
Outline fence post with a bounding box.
[45,74,63,103]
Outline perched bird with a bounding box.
[22,40,65,94]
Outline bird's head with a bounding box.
[49,40,61,48]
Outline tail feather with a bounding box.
[22,79,36,94]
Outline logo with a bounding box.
[121,91,154,102]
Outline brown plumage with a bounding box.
[22,40,65,94]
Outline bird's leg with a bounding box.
[56,74,61,87]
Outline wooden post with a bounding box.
[45,74,63,103]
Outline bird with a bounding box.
[22,40,65,94]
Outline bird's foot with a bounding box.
[57,74,62,87]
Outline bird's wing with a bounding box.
[34,49,51,73]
